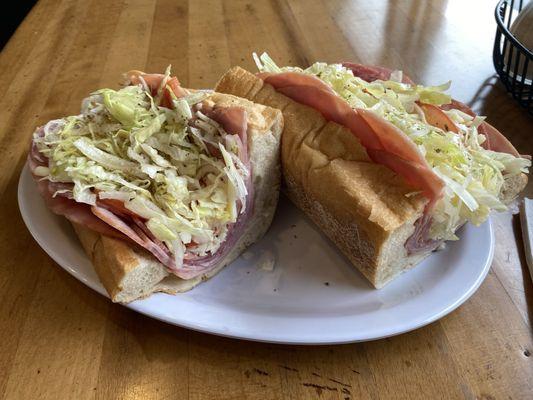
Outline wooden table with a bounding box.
[1,0,532,398]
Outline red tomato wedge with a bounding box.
[342,64,521,156]
[418,103,460,134]
[440,99,520,157]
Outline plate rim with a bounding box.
[18,163,494,344]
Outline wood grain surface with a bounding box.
[1,0,532,399]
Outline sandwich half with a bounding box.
[29,68,283,303]
[215,55,530,288]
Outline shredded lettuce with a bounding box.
[33,70,249,263]
[101,86,144,127]
[255,52,530,240]
[73,137,144,176]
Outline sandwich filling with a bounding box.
[30,67,252,279]
[254,53,530,249]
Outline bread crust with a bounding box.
[72,91,283,302]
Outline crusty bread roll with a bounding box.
[215,66,527,288]
[73,92,283,303]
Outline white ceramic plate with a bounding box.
[18,164,493,344]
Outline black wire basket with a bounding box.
[493,0,533,114]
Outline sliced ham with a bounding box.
[55,199,125,239]
[30,128,172,258]
[29,128,48,171]
[208,107,247,141]
[29,129,125,239]
[93,197,177,269]
[91,205,177,268]
[271,84,353,123]
[404,214,441,254]
[31,143,47,165]
[368,150,443,206]
[130,223,176,267]
[478,122,521,157]
[174,105,255,280]
[257,71,337,94]
[260,71,444,208]
[127,70,189,107]
[342,62,415,85]
[131,216,168,253]
[97,197,139,219]
[205,106,249,163]
[179,174,254,279]
[165,76,188,97]
[356,109,428,166]
[91,205,146,247]
[33,176,125,239]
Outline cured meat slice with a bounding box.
[342,62,415,84]
[260,72,444,207]
[127,71,189,107]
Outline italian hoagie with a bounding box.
[29,68,283,302]
[215,55,529,288]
